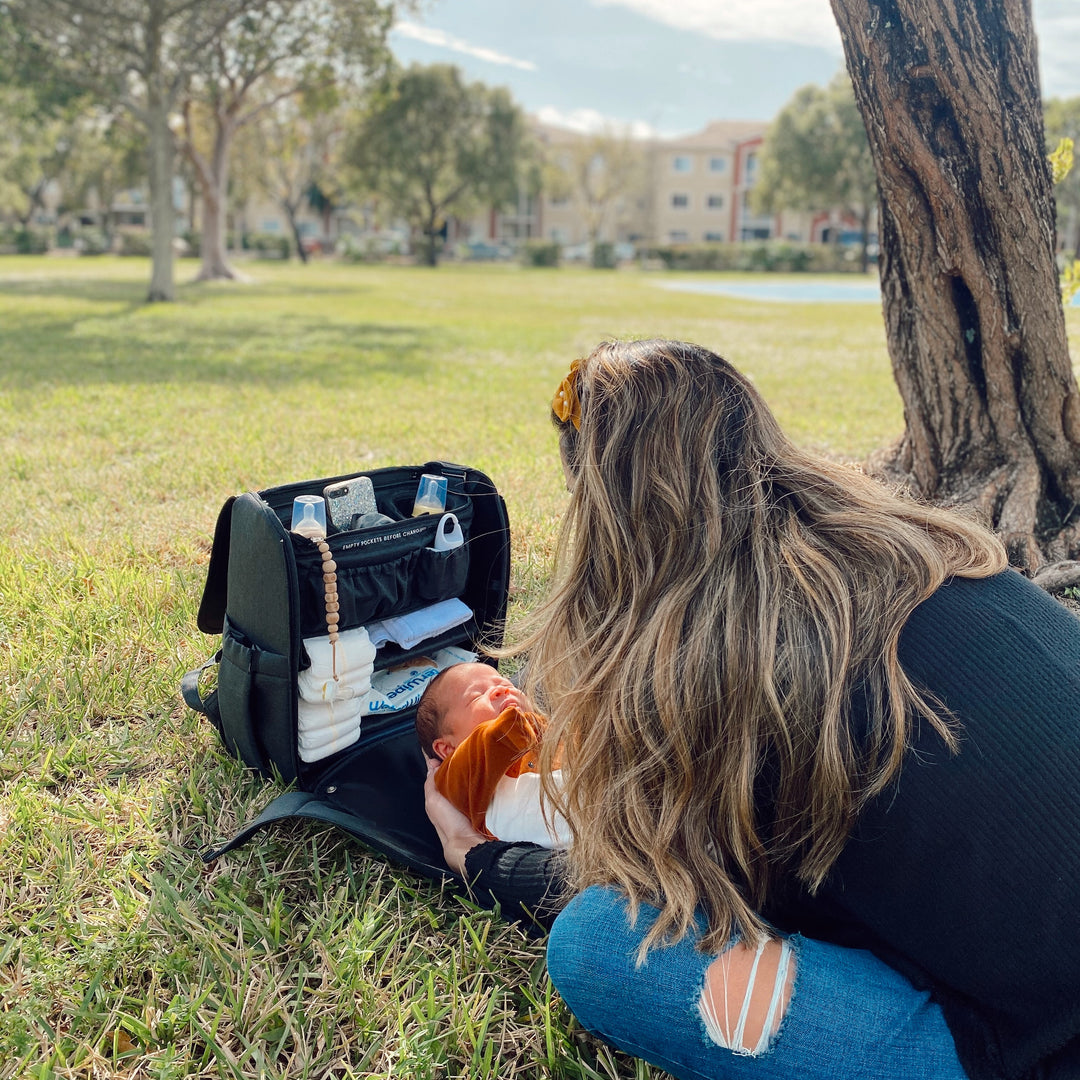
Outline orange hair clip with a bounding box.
[552,359,582,430]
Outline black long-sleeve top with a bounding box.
[465,570,1080,1080]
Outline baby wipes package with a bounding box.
[363,645,479,716]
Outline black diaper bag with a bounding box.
[182,461,511,878]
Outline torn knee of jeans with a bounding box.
[698,936,795,1057]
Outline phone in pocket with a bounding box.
[323,475,378,531]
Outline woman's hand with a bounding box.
[423,758,487,875]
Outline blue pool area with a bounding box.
[656,278,1080,306]
[655,279,883,303]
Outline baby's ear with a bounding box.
[431,737,454,761]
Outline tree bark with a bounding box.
[830,0,1080,572]
[282,198,307,264]
[146,85,176,302]
[188,111,239,282]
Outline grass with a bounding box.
[2,254,1077,1079]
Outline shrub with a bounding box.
[247,232,291,259]
[521,241,560,268]
[76,230,108,256]
[118,231,153,257]
[591,242,617,269]
[640,240,865,274]
[14,228,50,255]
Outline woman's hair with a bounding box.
[513,339,1007,953]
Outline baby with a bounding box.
[415,662,570,848]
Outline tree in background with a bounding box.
[543,129,650,252]
[178,0,394,282]
[345,64,529,267]
[6,0,247,300]
[753,72,877,272]
[252,82,349,263]
[62,110,145,249]
[830,0,1080,577]
[0,8,94,230]
[0,86,75,227]
[1045,97,1080,259]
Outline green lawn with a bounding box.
[2,255,1076,1079]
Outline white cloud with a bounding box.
[589,0,842,51]
[391,21,538,71]
[534,105,657,139]
[1034,6,1080,98]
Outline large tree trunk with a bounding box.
[146,85,176,303]
[830,0,1080,572]
[191,115,238,282]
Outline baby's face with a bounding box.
[437,663,530,754]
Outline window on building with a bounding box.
[705,231,725,242]
[745,152,759,183]
[709,156,727,173]
[671,193,690,209]
[669,230,689,243]
[707,194,724,210]
[672,155,692,173]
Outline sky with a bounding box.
[389,0,1080,137]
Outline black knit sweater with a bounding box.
[466,570,1080,1080]
[780,569,1080,1080]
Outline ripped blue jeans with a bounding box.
[547,886,969,1080]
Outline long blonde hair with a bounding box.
[514,339,1006,952]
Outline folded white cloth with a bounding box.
[366,598,473,650]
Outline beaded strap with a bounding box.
[315,538,340,681]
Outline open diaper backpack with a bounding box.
[182,462,511,878]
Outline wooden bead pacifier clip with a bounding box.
[315,538,340,682]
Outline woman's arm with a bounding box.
[424,761,568,930]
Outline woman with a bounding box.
[426,339,1080,1080]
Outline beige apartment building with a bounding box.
[651,119,768,245]
[482,116,818,251]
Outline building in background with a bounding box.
[480,117,821,252]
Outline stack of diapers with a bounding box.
[298,627,377,762]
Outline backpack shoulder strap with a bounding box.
[180,651,223,733]
[197,495,237,634]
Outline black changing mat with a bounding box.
[202,722,450,880]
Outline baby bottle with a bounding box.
[291,495,327,539]
[411,473,448,517]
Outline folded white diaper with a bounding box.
[297,626,377,762]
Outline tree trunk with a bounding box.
[145,85,176,302]
[830,0,1080,572]
[283,200,307,264]
[858,202,871,274]
[194,117,237,281]
[420,211,440,266]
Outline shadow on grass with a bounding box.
[0,272,368,306]
[0,309,436,388]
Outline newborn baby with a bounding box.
[415,662,570,848]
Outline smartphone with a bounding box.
[323,475,378,531]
